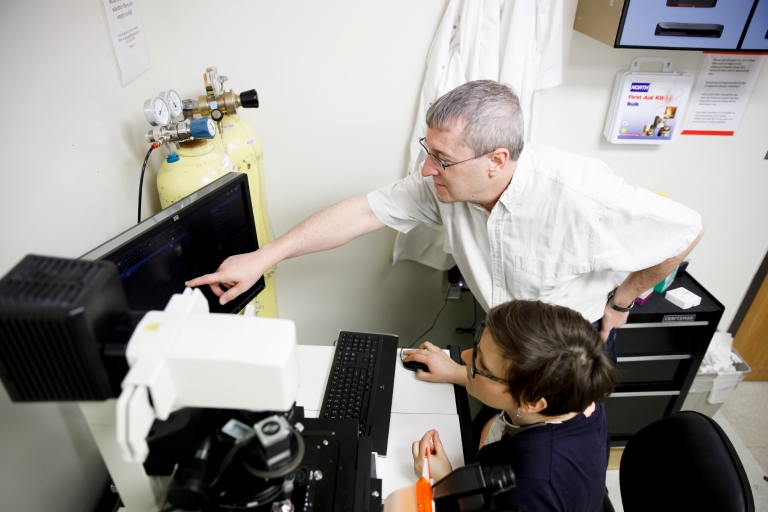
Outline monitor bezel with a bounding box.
[81,173,266,314]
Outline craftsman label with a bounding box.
[663,314,696,322]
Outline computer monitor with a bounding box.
[82,173,265,314]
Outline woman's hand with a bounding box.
[412,429,452,483]
[402,342,467,386]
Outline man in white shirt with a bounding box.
[186,81,704,355]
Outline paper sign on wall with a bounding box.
[101,0,151,86]
[681,54,765,137]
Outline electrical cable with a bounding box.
[208,434,256,488]
[399,288,451,363]
[137,143,158,224]
[219,484,282,510]
[455,296,479,335]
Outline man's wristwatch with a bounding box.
[607,287,635,313]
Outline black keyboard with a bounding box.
[320,331,398,456]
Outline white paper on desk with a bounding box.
[100,0,151,86]
[378,412,465,499]
[391,349,458,415]
[294,346,334,412]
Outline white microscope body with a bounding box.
[79,288,299,512]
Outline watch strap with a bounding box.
[608,288,635,313]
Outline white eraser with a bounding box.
[665,287,701,310]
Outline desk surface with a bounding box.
[295,345,465,498]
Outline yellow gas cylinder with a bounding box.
[212,113,278,319]
[156,138,232,209]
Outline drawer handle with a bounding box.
[617,355,692,362]
[620,321,708,328]
[655,22,723,38]
[609,391,680,397]
[665,0,717,7]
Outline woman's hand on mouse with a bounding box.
[402,342,467,386]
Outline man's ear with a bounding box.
[487,148,509,177]
[519,397,547,415]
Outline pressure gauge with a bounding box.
[160,90,183,120]
[143,97,171,127]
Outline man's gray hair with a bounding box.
[426,80,525,162]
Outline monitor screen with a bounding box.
[82,173,265,314]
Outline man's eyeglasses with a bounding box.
[419,137,495,171]
[471,321,511,385]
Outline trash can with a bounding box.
[681,348,751,418]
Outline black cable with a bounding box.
[455,296,479,335]
[110,497,123,512]
[137,144,157,224]
[208,434,257,488]
[399,288,451,363]
[219,484,282,510]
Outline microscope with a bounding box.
[0,255,371,511]
[0,254,515,511]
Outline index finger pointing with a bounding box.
[185,273,221,288]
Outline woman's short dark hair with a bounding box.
[485,300,616,416]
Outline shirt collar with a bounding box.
[496,145,532,213]
[465,145,532,214]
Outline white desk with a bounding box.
[295,346,466,498]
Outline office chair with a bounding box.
[614,411,755,512]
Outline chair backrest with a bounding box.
[619,411,754,512]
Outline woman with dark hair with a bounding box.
[402,300,617,512]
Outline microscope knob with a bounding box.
[239,89,259,108]
[190,117,216,139]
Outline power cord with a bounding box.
[137,143,158,224]
[399,288,450,363]
[455,296,479,335]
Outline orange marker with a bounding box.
[415,446,433,511]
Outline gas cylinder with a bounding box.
[212,114,278,319]
[156,138,233,209]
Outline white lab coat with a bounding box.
[393,0,563,270]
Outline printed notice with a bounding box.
[101,0,151,86]
[681,54,765,136]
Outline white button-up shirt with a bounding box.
[368,144,702,322]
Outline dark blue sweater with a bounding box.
[475,404,608,512]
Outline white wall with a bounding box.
[0,0,766,510]
[0,1,459,510]
[540,1,768,332]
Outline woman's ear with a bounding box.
[519,397,548,415]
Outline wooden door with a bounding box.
[733,272,768,380]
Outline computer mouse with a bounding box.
[402,360,429,373]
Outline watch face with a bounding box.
[152,97,170,126]
[165,90,183,118]
[144,96,170,126]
